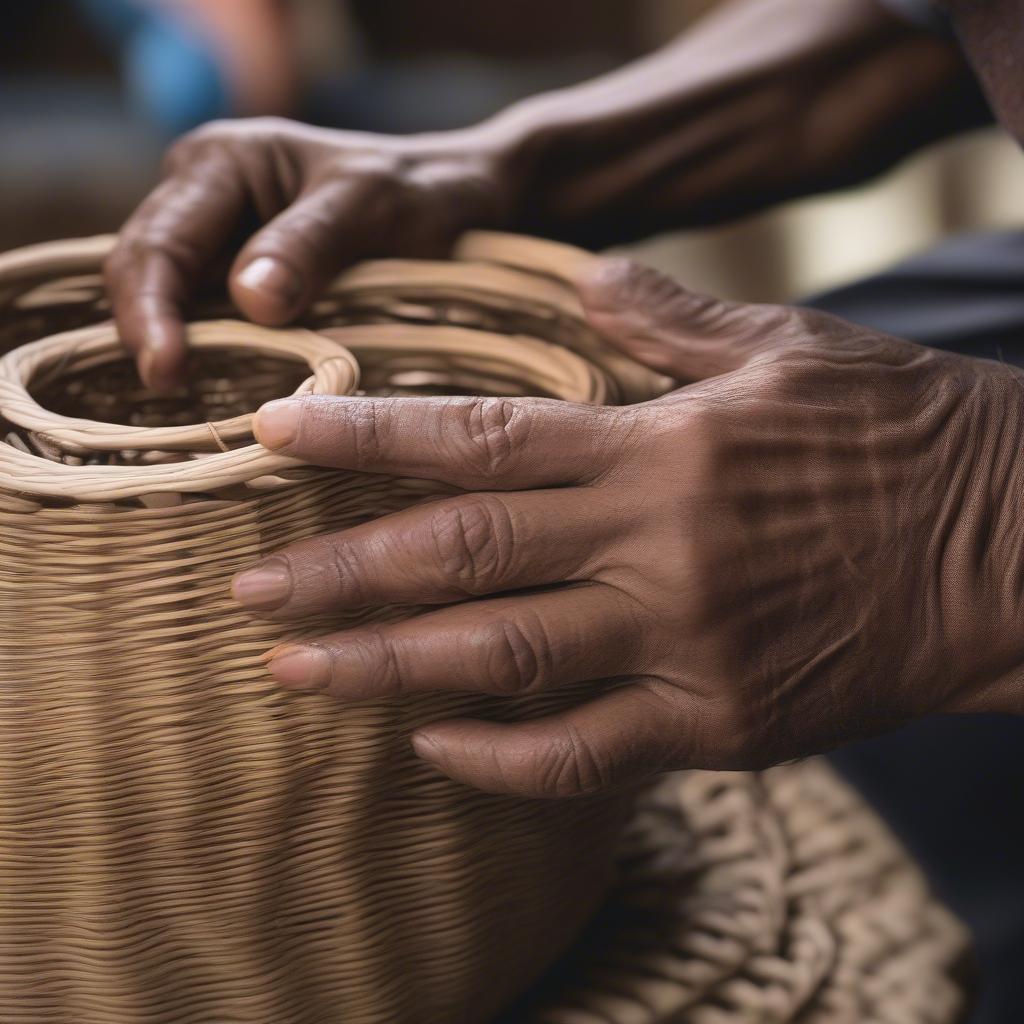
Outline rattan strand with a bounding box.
[0,319,360,453]
[0,233,966,1024]
[526,761,969,1024]
[0,232,660,1024]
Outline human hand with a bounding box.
[105,117,515,391]
[107,0,987,395]
[232,257,1024,797]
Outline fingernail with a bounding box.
[411,731,444,764]
[254,399,301,451]
[232,556,293,610]
[235,256,302,306]
[265,645,330,690]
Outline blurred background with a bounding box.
[2,0,1024,302]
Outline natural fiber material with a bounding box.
[0,234,967,1024]
[526,760,969,1024]
[0,232,665,1024]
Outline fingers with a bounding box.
[410,683,688,798]
[575,256,796,383]
[264,584,638,700]
[233,489,611,617]
[252,394,624,489]
[229,178,379,325]
[105,155,247,390]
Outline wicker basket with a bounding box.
[0,232,667,1024]
[525,761,970,1024]
[0,235,969,1024]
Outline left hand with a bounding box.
[232,258,1024,797]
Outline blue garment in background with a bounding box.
[75,0,229,135]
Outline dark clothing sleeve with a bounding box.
[879,0,952,33]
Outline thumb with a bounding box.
[575,257,788,383]
[229,178,381,325]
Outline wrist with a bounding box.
[468,93,576,234]
[455,0,931,241]
[940,361,1024,717]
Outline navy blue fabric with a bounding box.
[809,229,1024,364]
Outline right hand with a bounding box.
[105,118,515,390]
[234,257,1024,795]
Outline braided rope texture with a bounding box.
[523,762,970,1024]
[0,235,967,1023]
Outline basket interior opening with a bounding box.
[28,347,562,435]
[33,350,310,433]
[2,350,311,470]
[2,317,572,496]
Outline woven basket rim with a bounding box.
[0,232,614,502]
[0,319,359,453]
[0,230,593,288]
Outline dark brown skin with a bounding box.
[235,259,1024,796]
[107,0,1024,796]
[105,0,984,390]
[944,1,1024,140]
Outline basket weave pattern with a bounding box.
[0,233,665,1024]
[0,235,968,1024]
[525,762,969,1024]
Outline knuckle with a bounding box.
[345,401,385,469]
[189,117,235,141]
[105,206,211,284]
[428,496,515,595]
[676,290,734,336]
[745,345,824,401]
[242,114,295,137]
[344,630,403,698]
[781,303,832,340]
[162,133,202,172]
[482,616,551,696]
[456,398,525,479]
[742,306,830,371]
[634,408,733,631]
[584,404,634,466]
[535,725,607,797]
[593,257,665,306]
[592,255,719,331]
[330,149,403,184]
[161,121,230,170]
[324,537,372,607]
[169,116,282,156]
[318,151,405,211]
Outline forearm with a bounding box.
[476,0,987,245]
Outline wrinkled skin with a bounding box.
[104,119,511,390]
[105,0,983,390]
[105,0,1020,798]
[231,258,1024,798]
